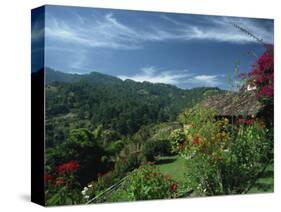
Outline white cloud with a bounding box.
[45,14,141,49]
[185,16,273,44]
[118,66,191,85]
[44,12,273,50]
[191,75,221,87]
[118,66,222,88]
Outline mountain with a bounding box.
[44,68,224,147]
[46,68,123,85]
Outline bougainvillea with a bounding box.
[241,45,274,100]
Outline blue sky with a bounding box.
[32,5,274,89]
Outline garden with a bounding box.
[44,41,274,205]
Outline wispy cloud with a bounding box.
[45,13,141,49]
[161,15,273,44]
[44,11,273,50]
[118,66,222,88]
[118,66,191,85]
[188,16,273,44]
[185,74,222,87]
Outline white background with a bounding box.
[0,0,280,211]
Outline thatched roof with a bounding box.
[200,90,263,116]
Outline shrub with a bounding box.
[113,153,142,177]
[106,139,126,155]
[143,139,172,162]
[123,165,177,200]
[108,189,134,202]
[171,106,229,159]
[46,128,107,186]
[45,161,83,205]
[220,121,271,193]
[171,106,271,195]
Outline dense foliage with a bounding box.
[45,161,82,205]
[169,105,272,195]
[45,68,223,147]
[106,165,178,201]
[42,45,274,205]
[46,128,109,186]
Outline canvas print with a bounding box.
[31,5,274,206]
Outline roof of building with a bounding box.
[200,90,263,116]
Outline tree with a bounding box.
[46,128,107,186]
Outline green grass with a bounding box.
[248,163,274,193]
[154,156,274,194]
[154,155,187,183]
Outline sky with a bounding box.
[32,5,274,89]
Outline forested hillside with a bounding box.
[45,68,224,147]
[42,45,274,205]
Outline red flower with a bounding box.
[170,183,177,192]
[44,174,53,183]
[57,161,80,174]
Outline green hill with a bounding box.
[44,68,224,147]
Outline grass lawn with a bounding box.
[154,155,273,194]
[248,163,274,193]
[154,155,187,183]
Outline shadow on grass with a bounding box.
[155,158,177,165]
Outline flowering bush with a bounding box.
[171,106,229,160]
[169,129,185,153]
[240,45,274,101]
[170,106,271,195]
[121,165,177,200]
[57,161,80,174]
[45,161,83,205]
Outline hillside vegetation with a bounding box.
[45,68,223,147]
[41,45,273,205]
